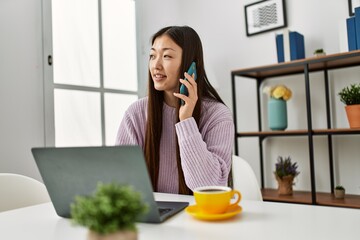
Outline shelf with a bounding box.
[313,128,360,135]
[262,189,312,204]
[237,128,360,137]
[232,50,360,209]
[262,189,360,208]
[317,192,360,208]
[237,129,308,137]
[232,50,360,79]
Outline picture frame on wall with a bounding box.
[245,0,287,36]
[349,0,360,16]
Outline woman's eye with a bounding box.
[149,54,155,60]
[164,55,172,58]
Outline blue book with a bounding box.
[347,17,357,51]
[276,34,284,63]
[289,31,305,60]
[297,33,305,59]
[355,7,360,50]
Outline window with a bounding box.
[49,0,138,147]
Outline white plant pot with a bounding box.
[87,230,137,240]
[334,189,345,199]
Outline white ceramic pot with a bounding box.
[334,189,345,199]
[87,230,137,240]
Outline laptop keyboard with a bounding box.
[158,207,173,216]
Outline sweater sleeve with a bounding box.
[175,105,234,190]
[115,100,146,147]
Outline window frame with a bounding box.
[42,0,139,147]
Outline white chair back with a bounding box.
[232,155,263,201]
[0,173,51,212]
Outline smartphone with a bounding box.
[179,62,197,105]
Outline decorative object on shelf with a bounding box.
[275,30,305,63]
[338,83,360,129]
[355,7,360,52]
[263,85,292,130]
[274,156,299,195]
[71,182,148,240]
[346,16,358,51]
[313,48,326,56]
[244,0,287,36]
[268,98,287,130]
[334,185,346,199]
[346,6,360,51]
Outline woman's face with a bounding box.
[149,35,183,93]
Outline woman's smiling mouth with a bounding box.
[153,74,167,81]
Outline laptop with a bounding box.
[31,146,189,223]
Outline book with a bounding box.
[283,29,290,62]
[276,34,284,63]
[289,31,305,60]
[275,30,305,63]
[355,7,360,50]
[346,17,357,51]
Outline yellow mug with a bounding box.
[193,186,241,214]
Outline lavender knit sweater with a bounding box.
[115,97,234,194]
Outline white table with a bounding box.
[0,193,359,240]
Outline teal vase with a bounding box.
[268,98,287,130]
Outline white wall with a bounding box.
[135,0,183,96]
[0,0,44,181]
[137,0,360,194]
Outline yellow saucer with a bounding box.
[185,204,242,221]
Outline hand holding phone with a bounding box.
[179,62,197,105]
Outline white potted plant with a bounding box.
[71,182,148,240]
[334,185,345,199]
[313,48,326,56]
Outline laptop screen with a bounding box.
[32,146,188,223]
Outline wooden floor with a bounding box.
[261,188,360,208]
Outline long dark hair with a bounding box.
[144,26,224,195]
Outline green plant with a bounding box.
[335,185,345,190]
[71,182,148,235]
[338,83,360,105]
[313,48,325,54]
[274,156,300,179]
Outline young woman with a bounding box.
[116,26,234,195]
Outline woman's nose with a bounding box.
[153,57,162,69]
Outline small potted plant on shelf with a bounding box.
[274,156,300,195]
[334,185,345,199]
[313,48,326,56]
[338,83,360,129]
[263,85,292,131]
[71,182,148,240]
